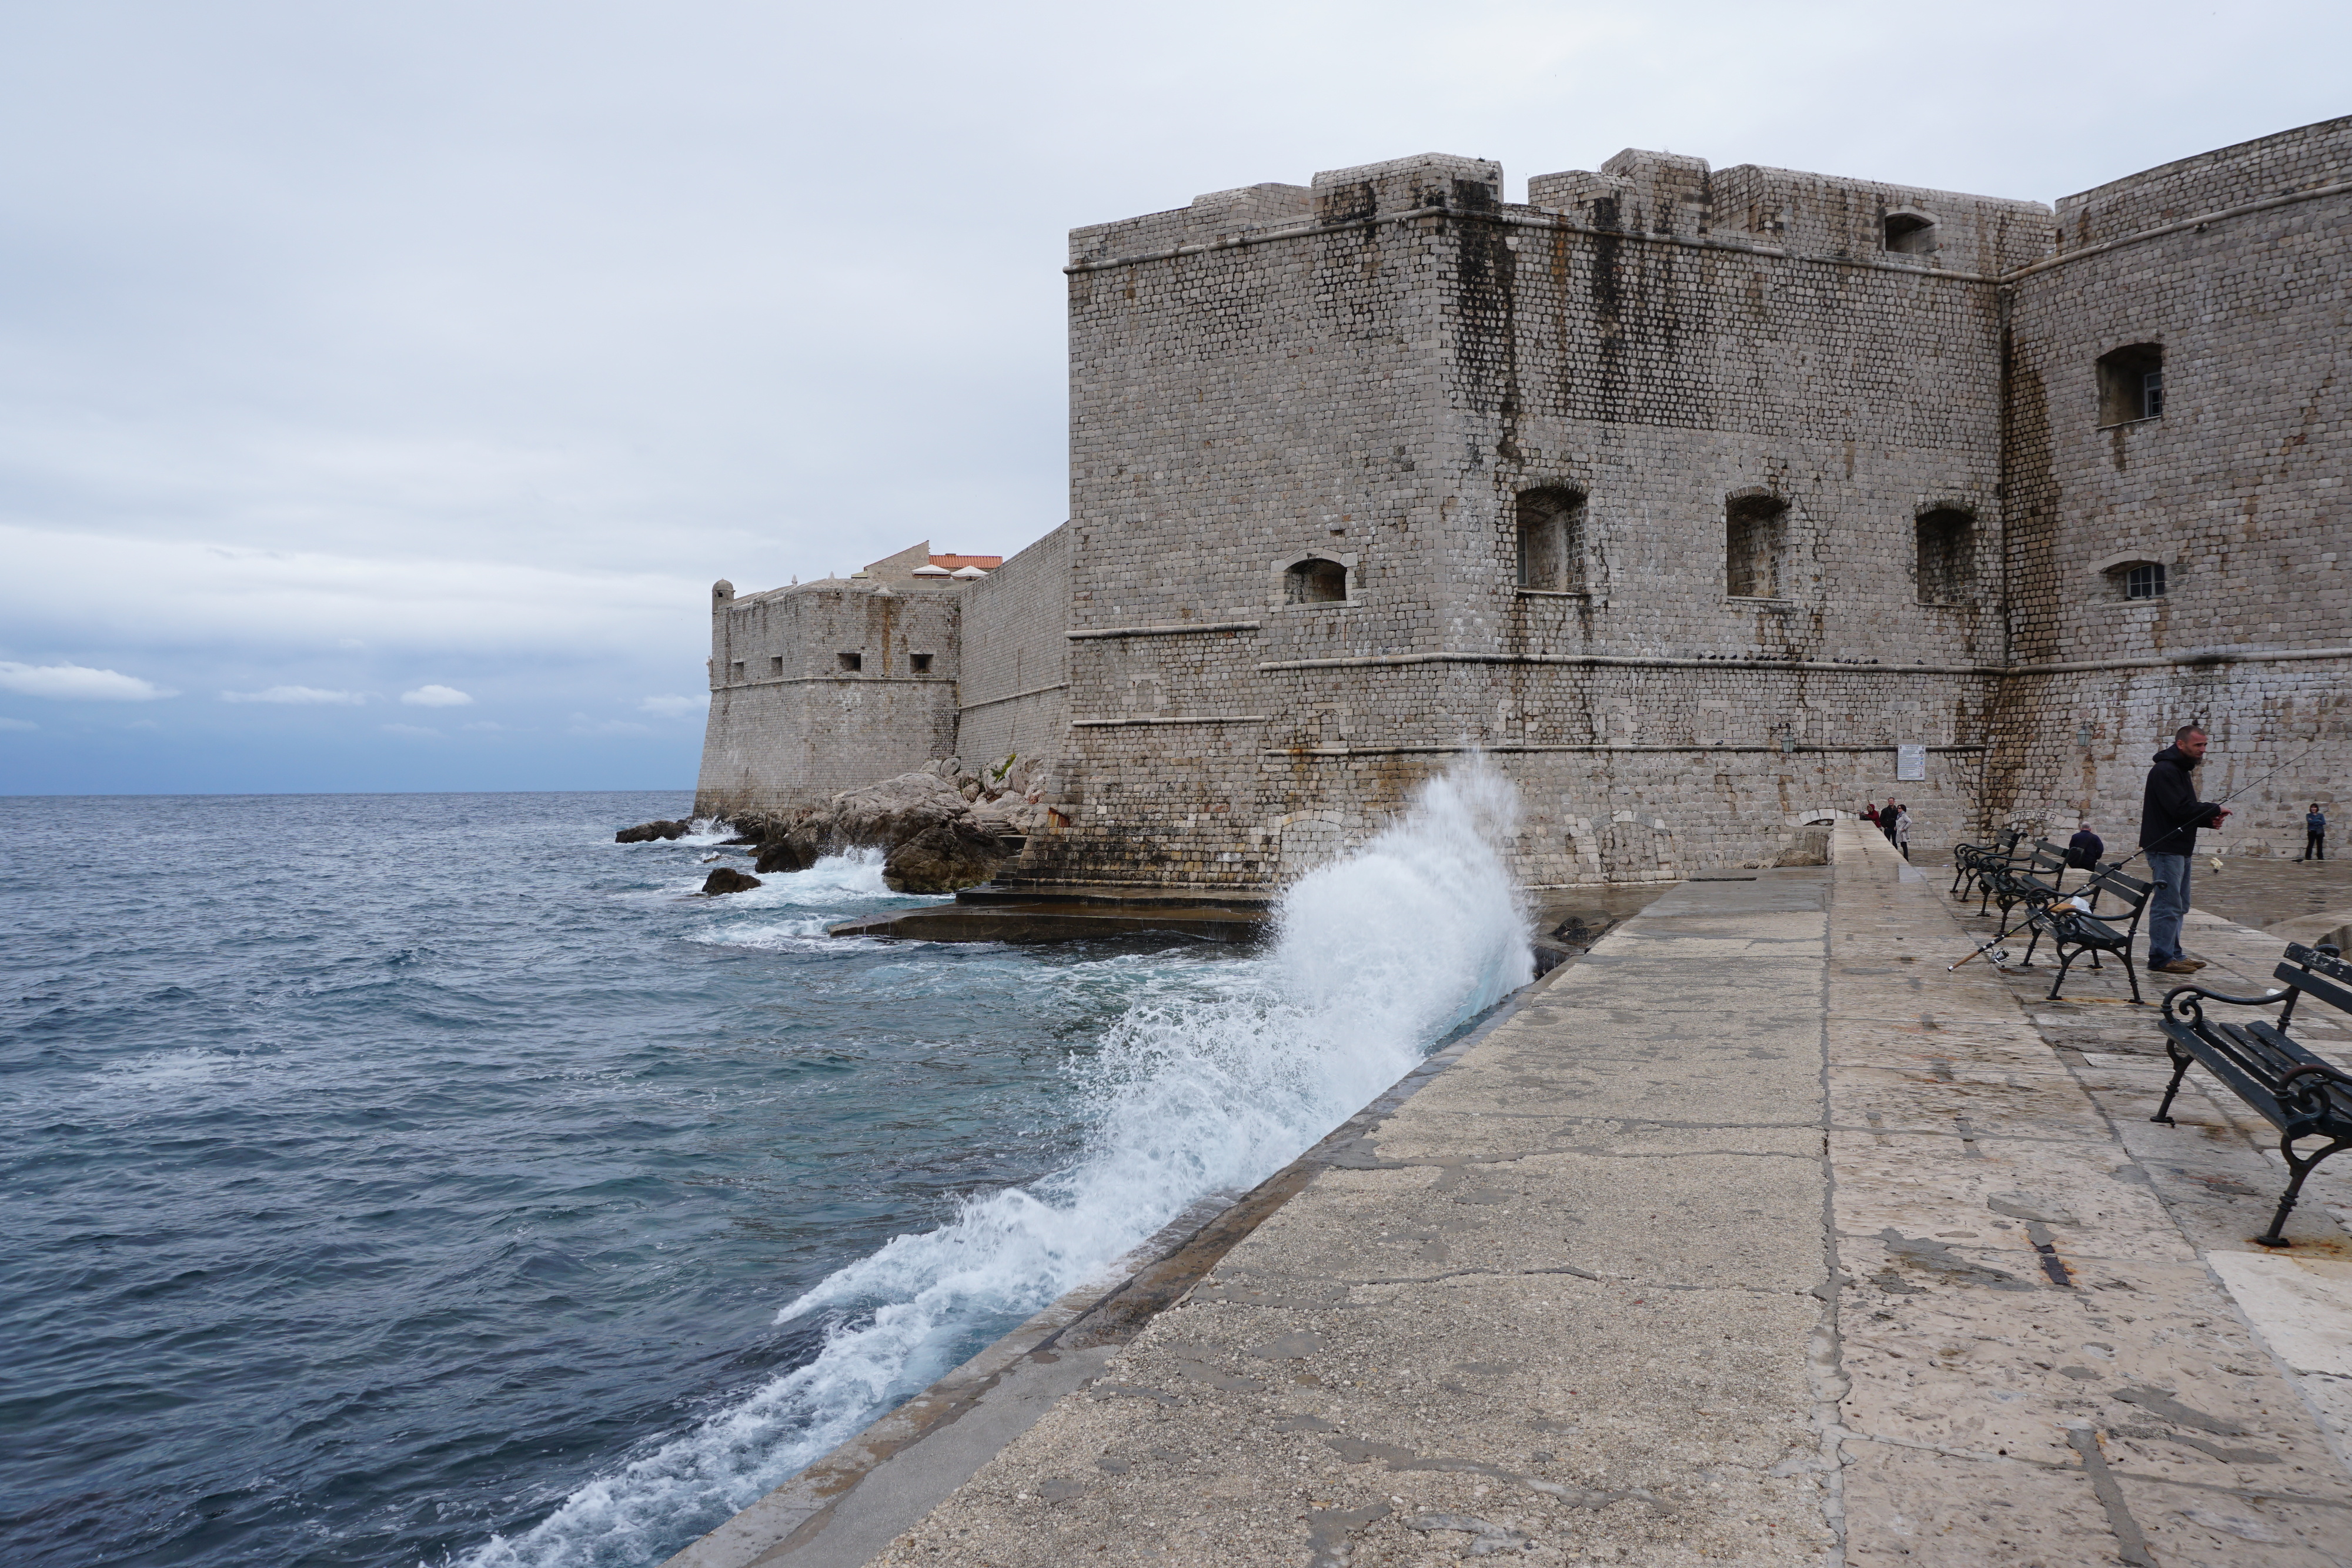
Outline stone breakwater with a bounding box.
[666,823,2352,1567]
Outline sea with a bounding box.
[0,774,1531,1568]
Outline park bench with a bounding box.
[1980,841,2076,930]
[1950,826,2024,901]
[2154,942,2352,1246]
[2034,865,2158,1003]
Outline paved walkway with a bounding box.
[685,825,2352,1566]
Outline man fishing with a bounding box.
[2140,724,2231,975]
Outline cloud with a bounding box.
[400,684,472,707]
[380,722,440,738]
[571,716,652,737]
[0,661,178,701]
[637,694,707,717]
[0,716,37,731]
[220,684,366,704]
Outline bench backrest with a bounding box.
[2082,866,2154,920]
[2277,944,2352,1028]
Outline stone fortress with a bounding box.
[697,116,2348,890]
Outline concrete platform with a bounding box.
[680,825,2352,1566]
[827,883,1272,943]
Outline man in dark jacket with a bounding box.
[2139,726,2230,974]
[2066,823,2104,870]
[2302,804,2328,862]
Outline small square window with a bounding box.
[2126,563,2167,600]
[838,651,863,673]
[729,660,745,681]
[2097,343,2164,426]
[769,656,783,676]
[910,653,934,674]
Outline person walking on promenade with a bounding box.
[1863,802,1881,833]
[2066,821,2105,870]
[1893,804,1912,860]
[1882,797,1900,844]
[2302,803,2328,862]
[2141,725,2231,975]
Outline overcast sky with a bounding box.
[1,1,2342,795]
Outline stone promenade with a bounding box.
[687,823,2352,1567]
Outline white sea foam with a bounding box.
[456,764,1529,1568]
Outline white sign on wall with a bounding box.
[1896,744,1927,781]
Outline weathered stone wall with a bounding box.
[1022,148,2046,887]
[694,119,2348,884]
[1986,116,2351,857]
[954,524,1073,773]
[694,579,962,821]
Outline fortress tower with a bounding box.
[699,118,2350,887]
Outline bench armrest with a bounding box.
[2162,983,2293,1027]
[2280,1062,2352,1118]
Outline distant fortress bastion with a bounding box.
[698,118,2350,889]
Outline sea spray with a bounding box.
[459,763,1529,1567]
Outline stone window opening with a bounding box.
[2097,343,2164,426]
[1882,211,1937,255]
[730,660,745,682]
[910,652,934,674]
[768,655,783,676]
[838,651,863,673]
[1515,487,1588,593]
[1725,492,1789,600]
[1284,557,1349,604]
[2123,561,2167,600]
[1913,508,1976,604]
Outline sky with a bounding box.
[1,1,2344,795]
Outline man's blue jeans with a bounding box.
[2144,851,2191,966]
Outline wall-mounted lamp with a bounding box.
[1779,735,1796,754]
[2075,728,2093,748]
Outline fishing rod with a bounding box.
[2099,738,2327,877]
[1947,737,2325,973]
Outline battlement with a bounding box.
[2054,113,2352,251]
[1525,150,2053,274]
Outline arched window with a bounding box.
[1725,492,1789,600]
[1914,508,1976,603]
[1883,212,1937,254]
[2097,343,2164,426]
[1284,557,1348,604]
[1515,488,1587,591]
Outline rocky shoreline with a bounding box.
[619,754,1054,895]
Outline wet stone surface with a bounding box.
[836,825,2352,1565]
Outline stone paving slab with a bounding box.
[679,822,2352,1566]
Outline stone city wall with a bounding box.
[695,119,2348,886]
[695,579,962,821]
[1024,146,2044,887]
[1985,116,2351,852]
[953,524,1073,774]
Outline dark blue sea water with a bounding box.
[1,784,1528,1568]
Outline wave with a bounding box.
[455,763,1529,1567]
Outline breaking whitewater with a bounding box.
[465,767,1532,1568]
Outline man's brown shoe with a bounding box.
[2154,959,2200,974]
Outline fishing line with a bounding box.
[1945,735,2323,974]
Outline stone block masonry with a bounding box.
[698,118,2351,882]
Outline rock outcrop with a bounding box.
[617,819,693,843]
[754,835,818,874]
[884,819,1011,894]
[733,758,1058,888]
[700,866,763,895]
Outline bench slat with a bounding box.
[2273,962,2352,1019]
